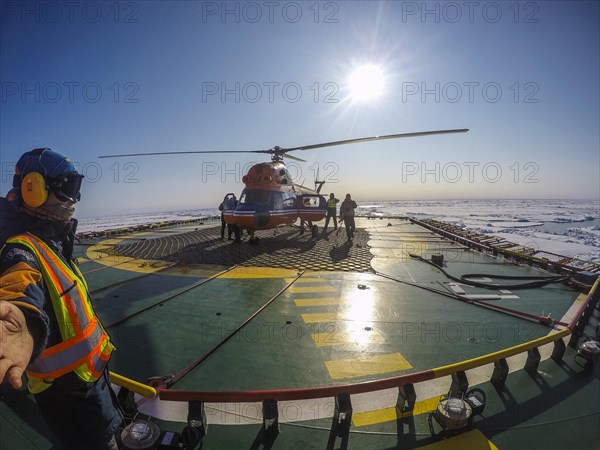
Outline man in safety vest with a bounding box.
[323,193,339,231]
[0,148,121,449]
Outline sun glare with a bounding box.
[348,64,385,101]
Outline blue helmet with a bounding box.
[13,148,84,207]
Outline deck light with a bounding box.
[465,388,486,416]
[121,420,161,449]
[429,388,486,433]
[576,338,600,364]
[433,397,472,430]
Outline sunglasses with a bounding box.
[49,173,84,203]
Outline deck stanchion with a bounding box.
[187,401,207,435]
[116,387,138,417]
[397,384,416,411]
[449,371,468,397]
[525,348,541,375]
[334,393,353,437]
[182,401,207,449]
[491,358,509,391]
[551,338,567,364]
[582,302,593,323]
[569,320,585,348]
[593,283,600,307]
[262,399,279,437]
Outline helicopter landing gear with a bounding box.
[300,220,312,235]
[248,230,259,245]
[233,226,242,243]
[311,224,318,238]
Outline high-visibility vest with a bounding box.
[6,233,114,383]
[327,198,337,209]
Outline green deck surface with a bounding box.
[1,218,598,449]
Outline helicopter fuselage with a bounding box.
[223,162,326,231]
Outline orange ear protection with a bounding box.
[21,171,49,208]
[17,148,50,208]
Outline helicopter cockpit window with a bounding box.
[283,192,296,209]
[240,189,269,206]
[302,196,319,208]
[273,192,284,210]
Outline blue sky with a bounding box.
[1,1,598,218]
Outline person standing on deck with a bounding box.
[0,148,122,450]
[219,200,227,240]
[339,193,357,242]
[219,194,238,240]
[323,193,339,231]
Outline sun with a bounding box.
[347,64,385,101]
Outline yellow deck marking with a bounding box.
[301,312,340,323]
[86,238,301,278]
[85,235,174,274]
[415,429,498,450]
[294,297,340,307]
[325,353,413,379]
[290,285,337,294]
[353,396,442,427]
[86,237,154,272]
[219,267,297,279]
[106,259,172,274]
[285,277,327,283]
[311,330,385,347]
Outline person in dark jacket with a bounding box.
[219,193,238,240]
[219,201,227,240]
[0,148,122,450]
[339,193,357,242]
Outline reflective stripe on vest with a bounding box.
[327,198,337,208]
[7,233,114,381]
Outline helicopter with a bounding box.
[99,129,468,243]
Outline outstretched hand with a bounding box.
[0,301,34,389]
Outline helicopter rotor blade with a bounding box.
[283,129,469,152]
[98,150,270,159]
[281,153,306,163]
[98,128,468,159]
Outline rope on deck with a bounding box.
[158,270,306,390]
[104,265,238,329]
